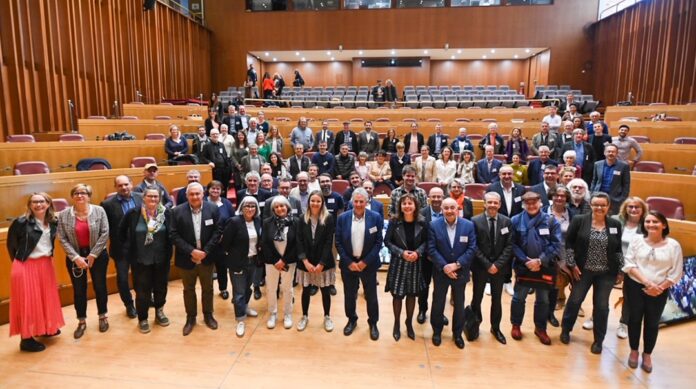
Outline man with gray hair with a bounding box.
[290,117,314,151]
[237,171,272,214]
[585,111,608,135]
[241,143,266,177]
[476,145,503,184]
[561,128,595,185]
[289,171,311,213]
[531,122,561,158]
[478,122,505,155]
[527,145,558,186]
[176,169,201,206]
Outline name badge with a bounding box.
[514,196,522,203]
[323,161,328,166]
[460,236,468,243]
[613,171,621,176]
[399,160,403,164]
[501,227,509,235]
[219,148,223,154]
[204,219,214,226]
[492,168,497,173]
[459,210,464,217]
[369,226,378,234]
[539,228,550,236]
[328,198,335,204]
[516,171,522,176]
[609,227,618,234]
[259,201,265,207]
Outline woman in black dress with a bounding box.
[385,193,428,341]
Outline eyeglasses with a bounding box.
[627,205,641,209]
[31,200,47,204]
[243,204,257,209]
[72,192,89,197]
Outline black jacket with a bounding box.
[471,213,513,272]
[261,216,300,266]
[169,202,221,269]
[566,214,624,276]
[118,207,172,265]
[101,192,144,261]
[7,216,57,261]
[220,215,262,271]
[403,133,425,153]
[333,131,360,155]
[296,214,335,271]
[384,219,428,262]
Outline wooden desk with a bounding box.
[637,144,696,174]
[609,121,696,143]
[0,165,212,228]
[605,105,696,123]
[121,104,208,119]
[78,118,203,140]
[0,140,187,174]
[630,172,696,220]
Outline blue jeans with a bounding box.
[510,283,550,330]
[561,271,615,343]
[231,260,257,321]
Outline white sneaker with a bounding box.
[504,283,514,296]
[267,313,277,329]
[582,318,594,330]
[485,283,491,296]
[246,307,258,317]
[283,314,293,329]
[324,315,334,332]
[617,323,628,339]
[297,315,308,331]
[236,321,246,337]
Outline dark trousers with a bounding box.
[215,256,232,292]
[179,263,214,319]
[66,251,109,319]
[624,277,668,354]
[431,270,466,336]
[341,268,379,325]
[112,257,134,308]
[561,271,615,342]
[132,260,170,321]
[253,264,265,289]
[470,267,505,330]
[231,260,256,320]
[302,286,331,316]
[510,283,550,330]
[418,259,433,314]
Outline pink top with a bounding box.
[75,218,90,249]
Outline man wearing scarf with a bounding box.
[509,191,562,345]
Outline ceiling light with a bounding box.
[391,49,396,55]
[482,55,487,59]
[295,51,300,56]
[327,51,331,56]
[423,50,428,54]
[514,54,519,59]
[490,49,496,53]
[451,55,455,60]
[525,48,530,53]
[457,49,462,54]
[361,60,365,64]
[331,57,335,61]
[358,50,363,55]
[391,59,395,64]
[302,57,305,61]
[273,57,277,61]
[264,52,269,56]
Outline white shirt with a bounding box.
[502,185,514,216]
[29,222,53,258]
[246,221,258,257]
[351,212,366,258]
[191,206,202,249]
[435,160,457,185]
[543,114,562,132]
[446,219,458,248]
[273,226,289,257]
[623,237,683,285]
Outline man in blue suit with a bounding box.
[428,198,477,349]
[476,145,503,184]
[590,143,631,215]
[347,180,385,219]
[335,188,384,341]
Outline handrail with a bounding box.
[598,0,639,20]
[243,97,561,108]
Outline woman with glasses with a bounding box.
[457,150,476,185]
[622,211,683,373]
[119,187,172,334]
[560,192,624,355]
[295,190,336,332]
[7,193,64,352]
[57,184,110,339]
[220,196,262,337]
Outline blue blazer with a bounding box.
[476,158,503,184]
[335,209,384,272]
[348,198,384,219]
[527,158,558,186]
[427,217,477,281]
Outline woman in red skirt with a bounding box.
[7,192,65,352]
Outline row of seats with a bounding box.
[11,157,163,175]
[4,133,170,142]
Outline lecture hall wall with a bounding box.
[0,0,212,139]
[205,0,598,95]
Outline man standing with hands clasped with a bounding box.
[428,198,477,349]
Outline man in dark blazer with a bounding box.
[221,105,238,135]
[175,169,201,206]
[101,175,143,318]
[428,198,477,349]
[335,188,384,341]
[237,172,273,216]
[590,144,631,215]
[263,177,302,219]
[486,166,526,218]
[476,145,503,184]
[347,180,385,219]
[418,186,445,325]
[426,123,449,158]
[527,145,558,186]
[333,121,359,155]
[234,105,252,133]
[357,121,380,158]
[313,120,335,152]
[469,192,513,345]
[561,128,595,185]
[288,144,311,180]
[170,182,221,336]
[530,165,559,207]
[403,124,425,155]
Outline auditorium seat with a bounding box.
[87,115,107,120]
[619,117,640,122]
[648,102,667,106]
[663,116,682,121]
[145,133,167,141]
[632,135,650,143]
[467,134,483,142]
[464,184,487,200]
[121,115,139,120]
[130,157,156,168]
[373,182,392,196]
[455,118,471,122]
[332,180,350,194]
[426,118,441,122]
[674,137,696,144]
[14,161,50,175]
[303,152,315,160]
[633,161,665,173]
[646,197,685,220]
[493,154,507,162]
[59,134,85,142]
[375,117,390,122]
[7,134,36,143]
[52,198,70,212]
[417,182,440,195]
[154,115,172,120]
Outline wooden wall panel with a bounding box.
[352,58,430,88]
[430,59,527,89]
[593,0,696,106]
[205,0,598,97]
[528,49,551,97]
[0,0,211,141]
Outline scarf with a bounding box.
[273,215,292,242]
[141,204,166,246]
[516,211,546,259]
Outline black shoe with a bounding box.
[220,290,230,300]
[560,330,570,345]
[254,287,262,300]
[491,329,507,345]
[417,311,426,324]
[369,324,380,341]
[183,318,196,336]
[309,285,319,296]
[259,279,266,287]
[443,316,449,326]
[548,314,560,327]
[393,325,401,342]
[454,335,465,349]
[126,305,137,319]
[591,342,603,354]
[528,289,535,295]
[43,329,61,337]
[20,338,46,352]
[203,314,218,330]
[343,321,357,336]
[329,285,337,296]
[406,323,415,340]
[432,333,442,346]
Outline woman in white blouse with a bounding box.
[355,151,371,181]
[457,150,476,185]
[435,146,457,186]
[622,210,683,373]
[219,124,235,157]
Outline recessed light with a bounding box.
[391,59,395,64]
[301,57,305,61]
[358,50,363,55]
[451,55,455,60]
[331,57,335,61]
[490,49,496,53]
[482,55,487,59]
[525,48,531,53]
[423,50,428,54]
[327,51,331,56]
[264,52,269,56]
[361,60,365,64]
[295,52,300,56]
[457,49,462,54]
[273,58,277,61]
[514,54,519,59]
[391,49,396,55]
